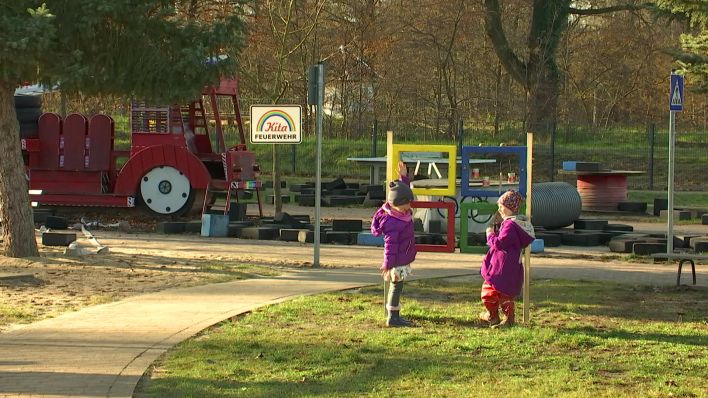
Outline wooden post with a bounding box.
[523,132,533,323]
[384,130,394,315]
[386,131,394,194]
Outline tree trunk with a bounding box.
[526,66,560,135]
[0,83,39,258]
[493,62,502,138]
[484,0,568,138]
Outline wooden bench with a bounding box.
[651,253,708,286]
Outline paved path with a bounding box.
[0,234,704,398]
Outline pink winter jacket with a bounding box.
[370,177,417,270]
[481,216,535,296]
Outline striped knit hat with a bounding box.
[497,190,523,213]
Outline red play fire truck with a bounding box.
[21,77,262,216]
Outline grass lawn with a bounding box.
[628,191,708,209]
[136,279,707,398]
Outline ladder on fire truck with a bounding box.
[201,145,264,219]
[198,77,264,219]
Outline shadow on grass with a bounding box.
[137,343,474,398]
[528,280,708,323]
[559,326,707,347]
[412,313,485,328]
[357,278,708,323]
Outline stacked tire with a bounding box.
[14,95,43,139]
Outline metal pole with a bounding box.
[550,122,556,182]
[457,118,464,155]
[314,63,325,267]
[667,111,675,254]
[370,120,377,185]
[648,123,655,190]
[291,145,296,174]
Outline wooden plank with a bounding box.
[523,132,533,324]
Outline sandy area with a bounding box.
[1,204,705,333]
[0,243,282,333]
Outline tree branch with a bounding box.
[483,0,527,85]
[568,3,654,16]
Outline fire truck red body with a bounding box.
[22,77,262,216]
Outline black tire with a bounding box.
[14,95,42,108]
[15,107,42,123]
[19,122,39,138]
[617,201,647,213]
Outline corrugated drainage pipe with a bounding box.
[531,182,582,229]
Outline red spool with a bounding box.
[577,174,627,211]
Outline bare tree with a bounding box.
[483,0,653,135]
[240,0,325,213]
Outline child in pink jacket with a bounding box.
[371,161,417,327]
[479,190,535,328]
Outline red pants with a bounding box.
[480,281,515,319]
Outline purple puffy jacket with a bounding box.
[371,201,417,270]
[481,216,535,296]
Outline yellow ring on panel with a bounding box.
[390,144,457,196]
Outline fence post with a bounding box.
[291,144,296,174]
[550,122,556,182]
[370,120,378,185]
[648,123,655,190]
[457,118,464,155]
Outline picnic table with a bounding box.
[347,155,496,184]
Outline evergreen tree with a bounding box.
[657,0,708,92]
[0,1,246,257]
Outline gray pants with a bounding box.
[386,280,404,311]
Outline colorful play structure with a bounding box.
[21,77,263,217]
[384,133,534,254]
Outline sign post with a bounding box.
[667,72,684,254]
[308,63,325,267]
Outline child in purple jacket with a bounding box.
[371,161,417,327]
[479,190,535,328]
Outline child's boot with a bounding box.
[386,310,413,327]
[478,310,501,326]
[494,300,515,328]
[479,301,501,326]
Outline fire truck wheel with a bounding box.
[139,166,194,216]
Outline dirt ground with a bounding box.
[1,203,706,333]
[0,204,374,333]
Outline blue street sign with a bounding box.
[669,74,684,111]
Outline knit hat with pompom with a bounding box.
[387,180,414,206]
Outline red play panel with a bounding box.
[61,114,88,170]
[37,113,61,170]
[411,200,456,253]
[87,115,114,171]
